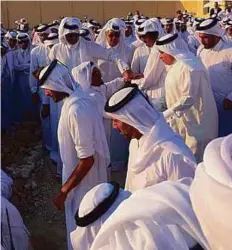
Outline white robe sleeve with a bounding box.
[103,77,125,99]
[163,69,200,120]
[69,110,95,159]
[87,42,130,73]
[29,49,39,94]
[14,55,30,72]
[131,48,141,73]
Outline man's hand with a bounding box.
[123,69,134,81]
[32,93,40,105]
[53,191,67,211]
[223,98,232,110]
[41,104,50,119]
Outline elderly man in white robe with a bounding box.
[190,133,232,250]
[156,33,218,162]
[90,178,209,250]
[131,19,166,109]
[70,182,131,250]
[72,61,128,147]
[39,60,110,250]
[196,18,232,137]
[105,85,196,192]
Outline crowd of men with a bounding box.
[1,3,232,250]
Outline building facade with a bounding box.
[1,1,228,29]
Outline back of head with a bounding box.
[71,182,131,250]
[190,134,232,250]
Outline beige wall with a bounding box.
[1,1,201,29]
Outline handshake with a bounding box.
[122,69,144,84]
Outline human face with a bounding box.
[164,24,173,34]
[227,27,232,37]
[198,33,220,49]
[45,89,68,103]
[141,33,156,48]
[38,32,49,43]
[91,67,103,86]
[112,119,139,140]
[7,38,17,48]
[65,33,79,45]
[106,30,120,47]
[18,40,29,50]
[159,51,175,65]
[125,25,132,37]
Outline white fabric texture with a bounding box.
[44,33,59,47]
[196,19,225,38]
[40,61,78,95]
[96,18,133,81]
[190,134,232,250]
[1,170,13,200]
[70,183,131,250]
[107,91,196,191]
[131,44,150,73]
[91,179,209,250]
[72,61,125,146]
[50,17,129,73]
[1,197,30,250]
[157,34,218,162]
[197,39,232,108]
[42,62,110,249]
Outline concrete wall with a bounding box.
[1,1,203,29]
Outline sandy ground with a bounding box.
[1,121,126,250]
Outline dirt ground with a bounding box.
[1,121,126,250]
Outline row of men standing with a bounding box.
[1,11,232,249]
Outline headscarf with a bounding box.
[5,31,17,40]
[39,61,78,95]
[71,61,95,91]
[44,33,59,47]
[137,18,164,38]
[195,18,225,38]
[190,134,232,250]
[91,179,209,250]
[156,33,204,71]
[70,183,131,250]
[105,87,195,174]
[96,18,129,62]
[58,17,82,45]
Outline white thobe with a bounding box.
[58,89,109,250]
[131,45,150,73]
[132,46,166,102]
[125,116,196,192]
[87,78,125,146]
[197,40,232,136]
[50,37,128,72]
[1,197,30,250]
[30,44,52,150]
[164,60,218,162]
[97,43,134,82]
